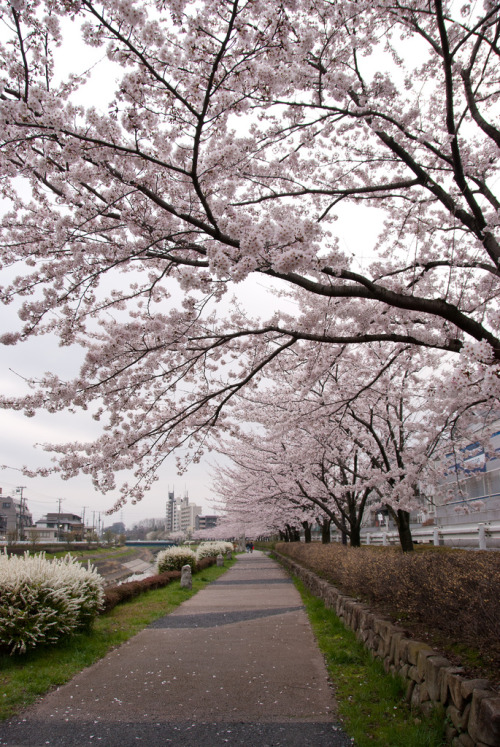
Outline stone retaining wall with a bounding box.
[275,551,500,747]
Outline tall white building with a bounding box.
[166,490,201,535]
[166,490,180,532]
[179,495,201,534]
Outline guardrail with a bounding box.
[358,521,500,549]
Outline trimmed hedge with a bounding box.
[275,542,500,667]
[102,556,217,613]
[102,571,181,612]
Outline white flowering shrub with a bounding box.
[0,551,105,655]
[156,546,196,573]
[195,541,234,561]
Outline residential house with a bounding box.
[0,487,33,539]
[35,512,85,541]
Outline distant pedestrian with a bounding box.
[250,543,254,553]
[245,542,250,553]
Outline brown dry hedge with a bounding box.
[275,542,500,658]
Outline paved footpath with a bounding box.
[0,551,352,747]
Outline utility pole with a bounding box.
[57,498,64,542]
[81,507,87,541]
[16,486,27,541]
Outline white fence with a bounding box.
[359,522,500,549]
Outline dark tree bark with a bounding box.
[302,520,312,543]
[284,523,301,542]
[340,515,348,546]
[390,508,414,552]
[349,521,361,548]
[318,517,331,544]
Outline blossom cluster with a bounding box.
[0,552,104,654]
[156,545,196,573]
[195,541,233,560]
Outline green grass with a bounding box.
[44,546,139,560]
[0,559,234,721]
[294,577,446,747]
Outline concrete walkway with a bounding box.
[0,551,352,746]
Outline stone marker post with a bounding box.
[180,564,192,589]
[216,553,224,567]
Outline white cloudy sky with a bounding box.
[0,12,381,528]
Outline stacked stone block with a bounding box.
[275,552,500,746]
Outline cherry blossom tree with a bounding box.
[1,0,499,509]
[210,440,311,543]
[212,339,490,551]
[207,480,287,541]
[212,402,377,547]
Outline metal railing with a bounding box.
[358,521,500,549]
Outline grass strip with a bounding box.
[44,547,140,560]
[0,558,234,721]
[294,575,446,747]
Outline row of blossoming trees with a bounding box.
[1,1,499,551]
[210,337,496,551]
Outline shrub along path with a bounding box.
[0,552,351,747]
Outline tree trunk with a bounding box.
[350,523,361,548]
[320,518,331,544]
[302,521,312,543]
[396,509,414,552]
[341,515,348,545]
[285,524,301,542]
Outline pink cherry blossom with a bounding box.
[0,1,499,511]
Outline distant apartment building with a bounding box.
[165,490,202,535]
[431,424,500,525]
[179,495,201,534]
[195,514,218,531]
[166,490,181,532]
[0,487,33,539]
